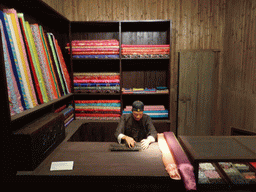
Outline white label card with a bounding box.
[50,161,74,171]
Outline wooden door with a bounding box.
[178,50,216,136]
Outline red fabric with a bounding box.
[122,44,169,48]
[72,51,119,55]
[54,105,66,113]
[75,109,121,114]
[74,75,120,80]
[76,113,121,117]
[70,48,119,52]
[18,17,44,104]
[74,79,119,83]
[75,100,120,103]
[55,39,72,93]
[68,39,119,46]
[250,162,256,169]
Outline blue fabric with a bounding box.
[73,55,119,59]
[74,83,120,87]
[76,103,121,107]
[123,110,168,114]
[0,11,26,109]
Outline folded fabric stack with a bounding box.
[199,163,225,184]
[75,100,121,120]
[123,105,168,119]
[66,39,119,59]
[122,87,169,94]
[74,72,120,93]
[219,162,255,184]
[54,105,74,127]
[121,44,170,59]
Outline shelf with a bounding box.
[11,93,74,122]
[70,20,172,123]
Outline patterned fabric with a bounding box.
[121,44,170,59]
[75,100,121,120]
[25,21,49,103]
[1,9,71,116]
[123,105,168,119]
[4,9,38,108]
[4,13,28,109]
[18,13,44,104]
[47,33,68,95]
[54,37,71,94]
[31,24,55,100]
[74,72,120,93]
[67,39,119,58]
[0,19,24,115]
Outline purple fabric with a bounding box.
[163,132,190,164]
[163,132,196,191]
[178,164,197,191]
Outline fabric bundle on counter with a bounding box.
[66,39,119,59]
[75,100,121,120]
[0,9,71,116]
[158,133,181,180]
[121,44,170,59]
[74,72,120,93]
[54,105,74,127]
[123,105,168,119]
[163,132,196,191]
[122,87,169,94]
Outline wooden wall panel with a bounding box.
[220,0,256,135]
[42,0,255,135]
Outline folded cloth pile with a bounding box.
[198,163,225,184]
[75,100,121,120]
[74,72,120,93]
[66,39,119,59]
[54,105,74,127]
[219,162,255,184]
[123,105,168,119]
[122,87,169,94]
[121,44,170,59]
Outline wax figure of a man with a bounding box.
[115,100,157,149]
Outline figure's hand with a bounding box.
[123,136,136,148]
[141,139,151,150]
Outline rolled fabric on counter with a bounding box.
[158,133,181,180]
[163,132,196,191]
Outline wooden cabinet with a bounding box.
[177,50,220,136]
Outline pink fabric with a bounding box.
[124,105,166,111]
[70,48,119,52]
[163,132,196,191]
[68,39,119,46]
[178,164,197,191]
[74,79,120,83]
[121,44,169,48]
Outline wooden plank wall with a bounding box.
[42,0,255,135]
[219,0,256,135]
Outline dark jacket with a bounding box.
[115,113,157,142]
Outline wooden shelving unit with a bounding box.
[70,20,172,130]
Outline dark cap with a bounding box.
[132,100,144,112]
